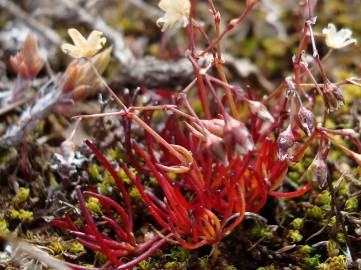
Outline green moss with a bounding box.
[88,164,101,180]
[226,266,238,270]
[306,254,321,268]
[138,258,154,269]
[338,181,349,197]
[199,256,209,269]
[289,171,300,181]
[168,246,190,263]
[106,148,123,161]
[250,222,274,242]
[50,241,64,255]
[299,245,314,254]
[306,206,325,219]
[95,251,108,265]
[68,241,85,254]
[9,209,33,222]
[327,240,339,257]
[316,191,331,209]
[344,197,358,212]
[336,232,346,244]
[87,197,102,214]
[287,230,303,243]
[290,218,303,230]
[129,186,141,199]
[0,216,9,237]
[13,187,30,204]
[164,262,183,269]
[49,173,59,186]
[327,255,347,270]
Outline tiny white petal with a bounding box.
[323,23,357,49]
[156,0,191,32]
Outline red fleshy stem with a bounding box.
[85,140,134,232]
[75,186,120,265]
[269,183,313,198]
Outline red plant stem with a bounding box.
[85,191,134,245]
[269,183,313,198]
[118,160,170,229]
[115,238,168,270]
[84,140,133,231]
[75,186,120,265]
[199,2,256,57]
[133,142,191,227]
[102,216,129,241]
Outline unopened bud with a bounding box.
[311,153,328,182]
[205,132,228,165]
[297,106,315,136]
[200,118,224,137]
[224,114,254,155]
[277,126,295,161]
[10,33,44,80]
[323,82,345,112]
[247,100,274,123]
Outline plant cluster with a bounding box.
[4,0,361,269]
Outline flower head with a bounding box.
[322,23,357,49]
[297,106,315,136]
[156,0,191,32]
[10,33,44,79]
[61,29,106,58]
[247,100,274,123]
[277,126,295,161]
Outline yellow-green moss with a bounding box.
[88,164,101,180]
[68,241,85,254]
[13,187,30,204]
[50,241,64,255]
[129,186,141,199]
[305,254,321,268]
[9,209,33,222]
[95,251,108,265]
[290,218,304,230]
[316,191,331,209]
[344,197,358,212]
[0,216,9,237]
[306,206,325,219]
[327,240,339,257]
[299,245,314,255]
[87,197,102,214]
[287,230,303,243]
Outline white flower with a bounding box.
[322,23,357,49]
[62,28,106,58]
[156,0,191,32]
[247,100,274,123]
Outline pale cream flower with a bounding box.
[322,23,357,49]
[61,28,106,58]
[156,0,191,32]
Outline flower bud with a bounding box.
[224,114,254,155]
[10,33,44,80]
[61,47,112,100]
[205,132,228,165]
[311,153,328,182]
[247,100,274,123]
[200,119,224,137]
[277,126,295,161]
[297,106,315,136]
[323,82,345,112]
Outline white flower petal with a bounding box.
[323,23,357,49]
[156,0,191,31]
